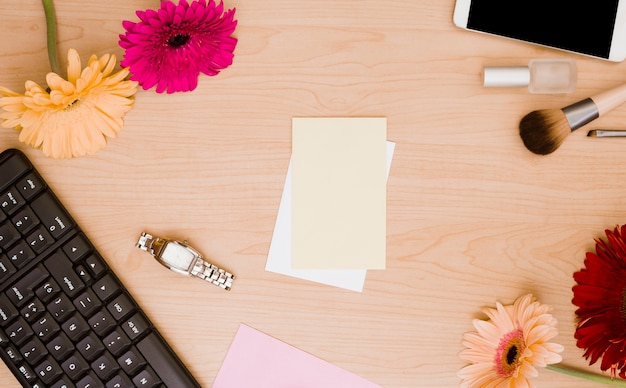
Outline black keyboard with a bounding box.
[0,149,201,388]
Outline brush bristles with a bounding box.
[519,109,572,155]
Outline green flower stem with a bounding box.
[41,0,60,75]
[547,364,626,387]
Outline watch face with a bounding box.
[161,242,196,271]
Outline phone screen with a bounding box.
[467,0,619,59]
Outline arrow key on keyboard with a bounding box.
[63,234,91,263]
[93,274,120,302]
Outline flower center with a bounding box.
[494,329,526,378]
[63,99,81,111]
[167,33,191,47]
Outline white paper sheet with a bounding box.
[265,141,395,291]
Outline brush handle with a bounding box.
[562,83,626,130]
[592,83,626,115]
[562,98,598,130]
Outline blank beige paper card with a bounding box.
[291,117,387,269]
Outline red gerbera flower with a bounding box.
[573,224,626,379]
[119,0,237,93]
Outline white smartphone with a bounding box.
[453,0,626,62]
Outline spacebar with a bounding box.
[136,332,201,388]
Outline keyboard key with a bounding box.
[50,376,74,388]
[20,337,47,365]
[6,317,33,346]
[35,278,61,303]
[0,222,20,250]
[137,332,200,387]
[20,299,45,322]
[103,329,130,356]
[30,192,74,239]
[6,240,36,268]
[16,362,37,383]
[25,226,54,254]
[0,293,19,325]
[0,254,16,283]
[76,371,101,388]
[63,234,91,262]
[32,313,60,342]
[92,351,119,380]
[0,189,25,216]
[11,207,38,235]
[118,346,146,375]
[74,289,99,317]
[122,312,150,341]
[107,294,135,322]
[35,356,63,385]
[4,344,20,362]
[45,252,85,297]
[107,372,134,388]
[61,313,90,342]
[88,310,116,338]
[6,265,49,307]
[93,274,121,302]
[0,329,10,347]
[133,365,161,387]
[77,332,105,361]
[76,264,92,283]
[85,253,107,278]
[31,381,45,388]
[46,332,74,360]
[48,294,75,322]
[62,353,90,381]
[15,172,45,200]
[0,151,30,193]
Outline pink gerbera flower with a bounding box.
[119,0,237,93]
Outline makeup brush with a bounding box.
[519,83,626,154]
[587,129,626,137]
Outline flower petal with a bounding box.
[458,295,563,388]
[0,49,137,158]
[118,0,238,93]
[573,225,626,377]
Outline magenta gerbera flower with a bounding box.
[119,0,237,93]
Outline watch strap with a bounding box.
[190,259,235,290]
[136,232,166,257]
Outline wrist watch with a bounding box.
[136,232,234,290]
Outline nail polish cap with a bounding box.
[483,66,530,87]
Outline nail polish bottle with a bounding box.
[483,58,577,94]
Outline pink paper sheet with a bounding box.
[212,324,383,388]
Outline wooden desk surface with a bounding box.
[2,1,626,387]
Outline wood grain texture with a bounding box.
[2,1,626,387]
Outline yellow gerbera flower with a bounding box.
[0,48,138,159]
[458,294,564,388]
